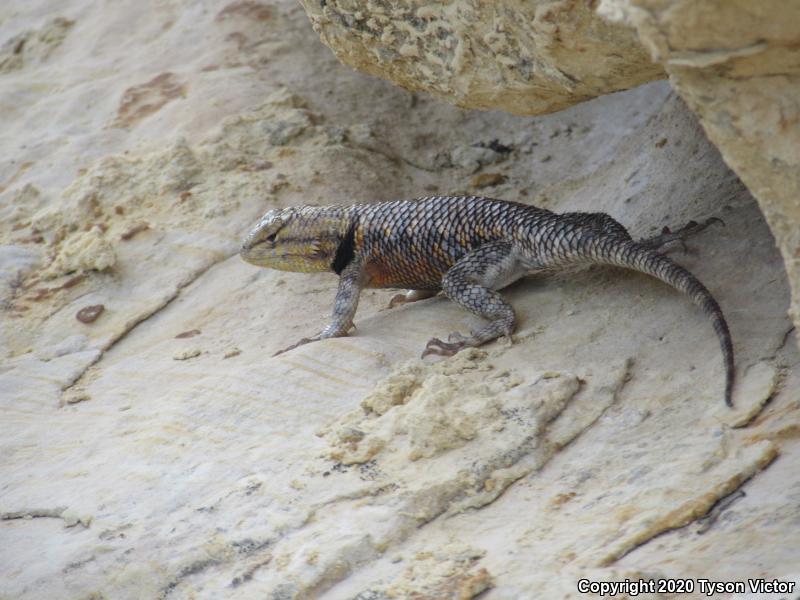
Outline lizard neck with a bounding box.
[330,217,357,274]
[296,205,358,274]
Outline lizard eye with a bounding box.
[265,232,277,243]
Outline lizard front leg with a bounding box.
[423,241,520,357]
[274,262,364,356]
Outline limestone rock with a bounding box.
[297,0,665,115]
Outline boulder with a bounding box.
[298,0,666,114]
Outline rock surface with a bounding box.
[1,1,798,599]
[599,0,800,361]
[297,0,666,115]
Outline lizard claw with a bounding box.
[640,216,725,253]
[273,337,315,356]
[677,217,725,236]
[421,336,467,358]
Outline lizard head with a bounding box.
[240,206,349,273]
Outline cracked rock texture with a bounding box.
[1,1,799,599]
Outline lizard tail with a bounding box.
[594,240,734,407]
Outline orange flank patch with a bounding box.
[363,251,443,289]
[363,261,395,288]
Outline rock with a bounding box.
[112,72,187,129]
[450,145,505,173]
[0,17,74,74]
[470,172,506,189]
[599,0,800,344]
[75,304,105,324]
[0,245,40,302]
[119,222,150,241]
[46,226,117,278]
[297,0,665,115]
[1,1,798,598]
[172,348,202,361]
[383,544,492,599]
[174,329,201,339]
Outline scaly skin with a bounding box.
[241,196,734,406]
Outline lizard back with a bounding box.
[354,196,554,289]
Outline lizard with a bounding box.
[240,195,734,406]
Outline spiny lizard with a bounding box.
[240,196,734,406]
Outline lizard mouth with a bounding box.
[240,247,310,262]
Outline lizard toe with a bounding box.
[421,336,466,358]
[388,293,408,309]
[273,337,315,356]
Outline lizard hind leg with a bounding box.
[422,241,520,358]
[638,217,724,253]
